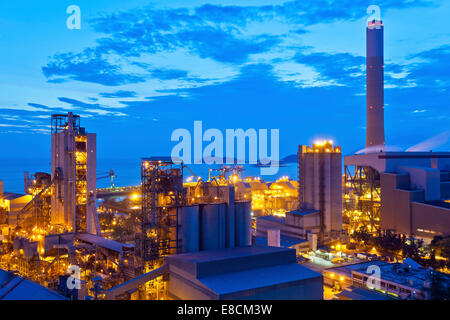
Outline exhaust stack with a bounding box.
[366,19,385,149]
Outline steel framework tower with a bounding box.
[343,166,381,235]
[139,158,185,266]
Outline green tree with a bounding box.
[429,271,450,300]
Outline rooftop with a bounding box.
[327,260,450,291]
[167,245,322,299]
[257,215,285,223]
[198,262,320,297]
[423,201,450,210]
[76,233,134,254]
[0,269,67,300]
[287,209,319,216]
[345,151,450,173]
[1,192,27,201]
[336,286,395,300]
[254,235,307,248]
[168,245,292,265]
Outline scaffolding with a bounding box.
[75,135,88,233]
[344,165,381,235]
[138,158,185,267]
[23,172,52,231]
[51,114,80,134]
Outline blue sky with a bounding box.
[1,0,450,186]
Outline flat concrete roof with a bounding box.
[167,246,303,279]
[198,262,321,296]
[254,235,307,248]
[167,245,322,299]
[336,287,395,300]
[287,209,319,216]
[257,215,285,223]
[423,201,450,209]
[168,245,292,264]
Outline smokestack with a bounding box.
[366,19,385,149]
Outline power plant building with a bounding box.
[344,20,450,240]
[345,152,450,239]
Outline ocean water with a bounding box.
[0,158,297,194]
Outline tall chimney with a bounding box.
[366,19,385,149]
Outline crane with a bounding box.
[96,169,116,188]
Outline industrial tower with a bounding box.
[51,113,100,234]
[366,19,385,149]
[298,141,343,240]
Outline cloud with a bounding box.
[132,65,190,80]
[175,28,280,63]
[408,45,450,88]
[58,97,102,108]
[27,103,52,110]
[42,48,147,86]
[40,0,436,93]
[292,50,365,87]
[99,90,137,98]
[0,104,50,112]
[57,97,127,116]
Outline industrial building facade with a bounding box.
[51,113,99,235]
[298,142,342,238]
[345,152,450,240]
[255,141,343,250]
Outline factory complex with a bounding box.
[0,18,449,301]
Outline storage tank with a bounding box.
[225,201,235,248]
[200,203,226,250]
[223,185,236,248]
[178,205,199,253]
[234,201,251,247]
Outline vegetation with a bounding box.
[351,228,450,270]
[111,212,140,243]
[429,271,450,300]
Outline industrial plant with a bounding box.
[1,16,449,301]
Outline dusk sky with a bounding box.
[1,0,450,189]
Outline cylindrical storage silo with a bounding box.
[234,201,251,247]
[200,203,226,251]
[218,203,226,249]
[224,185,236,248]
[226,202,235,248]
[178,205,199,253]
